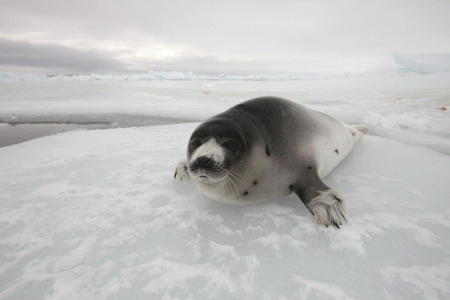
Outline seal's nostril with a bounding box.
[197,156,213,168]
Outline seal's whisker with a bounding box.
[226,171,248,190]
[224,166,247,183]
[225,177,234,198]
[222,176,233,196]
[225,175,241,200]
[218,179,225,193]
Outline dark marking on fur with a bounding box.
[289,184,294,191]
[334,149,339,154]
[243,191,249,196]
[253,181,258,185]
[266,145,270,156]
[307,166,313,170]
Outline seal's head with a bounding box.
[187,119,246,185]
[184,109,272,203]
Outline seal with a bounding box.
[174,97,368,228]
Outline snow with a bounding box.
[1,73,450,299]
[1,73,449,152]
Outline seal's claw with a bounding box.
[307,189,348,228]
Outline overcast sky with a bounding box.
[1,0,449,75]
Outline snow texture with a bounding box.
[1,74,450,299]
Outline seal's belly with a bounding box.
[244,167,294,203]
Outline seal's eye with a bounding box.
[190,139,202,150]
[222,139,240,153]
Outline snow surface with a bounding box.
[1,73,449,153]
[1,73,450,299]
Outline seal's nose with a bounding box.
[189,156,214,172]
[196,156,213,168]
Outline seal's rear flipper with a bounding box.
[353,124,369,134]
[346,124,368,143]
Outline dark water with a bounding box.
[0,114,195,148]
[0,123,114,147]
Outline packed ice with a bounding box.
[0,72,449,299]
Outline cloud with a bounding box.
[1,0,450,74]
[1,35,392,75]
[0,37,127,73]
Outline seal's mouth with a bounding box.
[192,171,226,183]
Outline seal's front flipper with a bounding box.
[174,159,190,181]
[306,189,348,228]
[295,174,348,228]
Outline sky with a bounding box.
[1,0,449,75]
